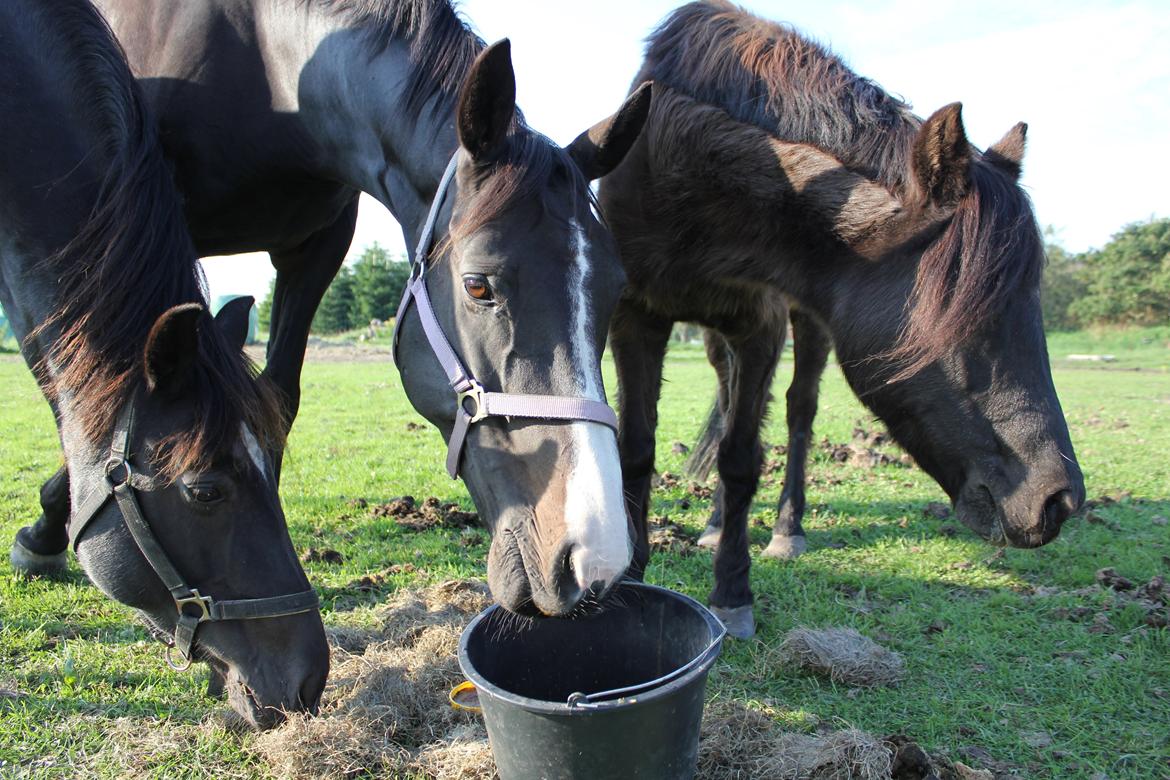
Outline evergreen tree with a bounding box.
[351,242,410,325]
[312,267,357,333]
[257,277,275,332]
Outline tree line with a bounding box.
[1043,217,1170,331]
[258,243,411,334]
[259,217,1169,337]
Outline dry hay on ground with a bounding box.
[778,627,906,688]
[253,579,495,780]
[52,581,1003,779]
[698,701,891,779]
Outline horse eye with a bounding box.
[181,480,223,505]
[192,486,222,503]
[463,275,493,301]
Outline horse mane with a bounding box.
[32,1,285,479]
[316,0,485,118]
[316,0,581,240]
[643,1,1046,376]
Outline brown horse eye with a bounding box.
[463,275,492,301]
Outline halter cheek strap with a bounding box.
[68,403,319,669]
[392,152,618,479]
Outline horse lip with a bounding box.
[955,483,1006,544]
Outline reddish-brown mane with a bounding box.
[642,0,1045,376]
[32,1,284,479]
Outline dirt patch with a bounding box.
[372,496,479,532]
[1030,571,1168,630]
[819,433,911,470]
[648,516,698,556]
[301,548,345,565]
[778,627,906,688]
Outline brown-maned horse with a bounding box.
[599,0,1084,638]
[2,0,327,727]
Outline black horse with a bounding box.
[599,1,1084,637]
[1,0,328,728]
[16,0,650,616]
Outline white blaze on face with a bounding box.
[240,424,271,484]
[563,219,631,591]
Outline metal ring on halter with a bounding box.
[165,644,193,672]
[104,457,131,488]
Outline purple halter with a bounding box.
[392,153,619,479]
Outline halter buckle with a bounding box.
[174,590,213,622]
[456,380,489,424]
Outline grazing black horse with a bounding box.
[1,0,328,728]
[599,0,1085,637]
[35,0,650,616]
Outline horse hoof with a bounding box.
[710,604,755,639]
[9,536,68,576]
[697,525,721,548]
[762,534,807,560]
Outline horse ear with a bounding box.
[912,102,971,207]
[214,296,254,351]
[566,81,654,181]
[144,303,203,395]
[457,39,516,161]
[985,121,1028,180]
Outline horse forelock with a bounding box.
[447,128,592,247]
[30,2,285,480]
[313,0,484,118]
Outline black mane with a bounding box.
[317,0,485,117]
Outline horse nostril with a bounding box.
[1043,489,1075,530]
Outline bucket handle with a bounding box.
[565,622,727,709]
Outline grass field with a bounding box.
[1,331,1168,778]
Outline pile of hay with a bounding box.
[254,584,915,780]
[777,627,906,688]
[698,702,892,779]
[253,579,495,780]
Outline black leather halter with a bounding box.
[68,403,319,669]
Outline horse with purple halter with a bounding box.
[13,0,652,618]
[599,0,1084,638]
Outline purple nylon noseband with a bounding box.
[392,153,619,479]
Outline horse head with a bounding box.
[67,299,329,729]
[832,103,1085,548]
[394,42,652,615]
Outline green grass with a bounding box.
[1047,324,1170,372]
[1,329,1168,778]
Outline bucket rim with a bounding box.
[457,581,725,716]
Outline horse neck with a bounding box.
[256,2,461,246]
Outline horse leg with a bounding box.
[696,329,732,548]
[610,298,673,581]
[262,199,358,479]
[709,322,784,639]
[10,465,71,575]
[764,308,832,559]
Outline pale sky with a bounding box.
[200,0,1169,303]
